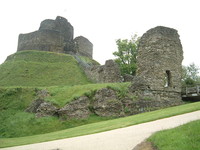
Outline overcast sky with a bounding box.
[0,0,199,66]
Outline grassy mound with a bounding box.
[0,82,130,138]
[0,50,92,87]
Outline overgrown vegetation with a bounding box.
[46,82,130,107]
[182,63,200,86]
[113,34,140,76]
[1,101,200,148]
[106,84,129,99]
[0,82,130,138]
[0,50,92,86]
[149,120,200,150]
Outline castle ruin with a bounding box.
[23,25,185,118]
[17,16,93,58]
[17,17,184,101]
[17,16,122,83]
[130,26,183,105]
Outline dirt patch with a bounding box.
[132,141,158,150]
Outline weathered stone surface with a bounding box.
[36,101,58,118]
[26,99,58,117]
[123,74,134,82]
[93,88,124,117]
[39,16,74,42]
[122,94,183,116]
[122,98,139,115]
[25,87,183,119]
[74,36,93,58]
[137,26,183,92]
[132,26,183,104]
[17,16,93,58]
[25,99,44,113]
[85,59,122,83]
[129,76,150,93]
[17,30,65,53]
[58,96,91,120]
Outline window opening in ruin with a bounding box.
[165,70,171,87]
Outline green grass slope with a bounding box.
[46,82,130,107]
[149,120,200,150]
[0,83,130,139]
[0,50,91,87]
[0,50,131,140]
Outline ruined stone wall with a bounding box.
[134,26,183,102]
[39,16,74,42]
[137,26,183,92]
[84,60,122,83]
[74,36,93,59]
[17,30,65,53]
[26,87,182,119]
[17,16,93,58]
[18,16,73,53]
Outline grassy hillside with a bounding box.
[46,82,130,107]
[0,50,130,139]
[0,82,130,138]
[0,50,92,87]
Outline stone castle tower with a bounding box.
[132,26,183,103]
[17,16,93,58]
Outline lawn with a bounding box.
[149,119,200,150]
[46,82,130,107]
[1,101,200,148]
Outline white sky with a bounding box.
[0,0,199,66]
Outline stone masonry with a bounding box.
[74,36,93,59]
[84,59,122,83]
[130,26,183,103]
[17,16,93,58]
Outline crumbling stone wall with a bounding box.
[74,36,93,59]
[17,30,66,53]
[17,16,93,58]
[84,59,122,83]
[39,16,74,42]
[132,26,183,103]
[26,87,182,119]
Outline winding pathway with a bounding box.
[1,110,200,150]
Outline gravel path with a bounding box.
[2,110,200,150]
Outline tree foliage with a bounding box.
[182,63,200,86]
[113,35,139,76]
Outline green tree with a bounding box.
[113,34,139,76]
[182,63,200,86]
